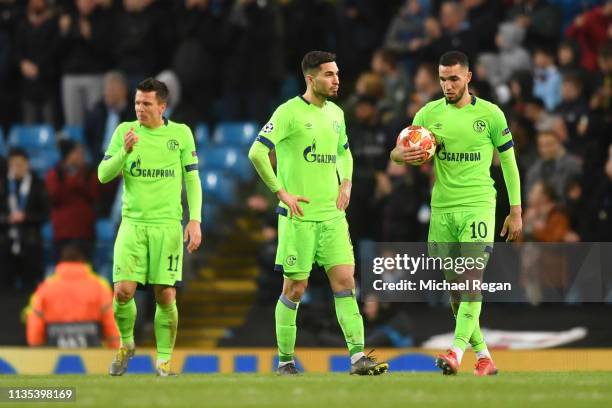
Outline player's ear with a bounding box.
[466,70,473,84]
[305,71,316,88]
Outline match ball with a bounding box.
[396,125,437,164]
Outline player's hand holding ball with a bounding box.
[391,125,437,165]
[124,127,139,153]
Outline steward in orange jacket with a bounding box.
[26,245,119,348]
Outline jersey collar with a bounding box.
[445,94,477,108]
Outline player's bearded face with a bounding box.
[311,62,340,99]
[439,64,471,104]
[135,90,166,127]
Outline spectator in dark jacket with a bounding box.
[222,0,283,125]
[84,70,132,162]
[113,0,175,90]
[59,0,111,125]
[555,72,590,153]
[84,70,132,218]
[0,148,48,290]
[14,0,61,126]
[526,130,582,204]
[507,0,562,51]
[46,140,99,261]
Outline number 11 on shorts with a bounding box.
[167,255,179,272]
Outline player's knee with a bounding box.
[114,289,133,303]
[154,287,176,305]
[450,291,462,304]
[284,282,307,302]
[334,275,355,291]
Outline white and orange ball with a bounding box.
[396,125,437,164]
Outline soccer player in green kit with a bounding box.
[248,51,389,376]
[98,78,202,376]
[391,51,522,376]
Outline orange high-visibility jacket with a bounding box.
[26,262,119,348]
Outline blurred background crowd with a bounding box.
[0,0,611,348]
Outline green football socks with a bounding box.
[113,298,136,348]
[154,301,178,362]
[276,295,298,363]
[452,301,483,361]
[334,290,365,358]
[451,298,487,353]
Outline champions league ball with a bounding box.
[396,125,437,164]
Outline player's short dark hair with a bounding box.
[439,51,469,68]
[8,147,28,160]
[301,51,336,75]
[136,78,169,103]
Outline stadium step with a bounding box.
[175,198,265,347]
[180,316,245,327]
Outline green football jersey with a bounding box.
[256,96,349,221]
[103,119,199,225]
[413,96,514,213]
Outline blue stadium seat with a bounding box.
[94,218,116,283]
[8,125,59,175]
[61,125,85,143]
[200,170,237,206]
[96,218,116,241]
[8,124,55,149]
[201,147,253,182]
[213,122,259,147]
[202,202,219,232]
[194,123,209,152]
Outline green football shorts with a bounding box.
[274,208,355,281]
[113,222,183,286]
[427,209,495,278]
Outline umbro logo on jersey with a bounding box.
[431,122,443,130]
[305,122,313,129]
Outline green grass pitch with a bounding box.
[4,372,612,408]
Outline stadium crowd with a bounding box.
[0,0,611,345]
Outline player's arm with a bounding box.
[492,108,523,241]
[181,125,202,254]
[248,107,309,217]
[97,124,138,184]
[336,117,353,211]
[390,108,427,165]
